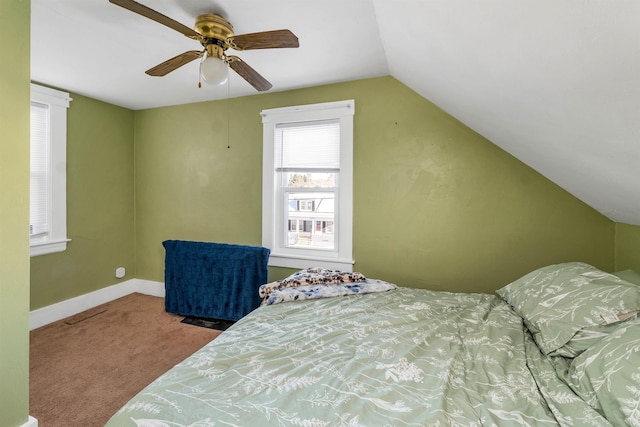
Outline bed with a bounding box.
[105,263,640,426]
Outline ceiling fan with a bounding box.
[108,0,299,91]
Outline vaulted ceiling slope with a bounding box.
[31,0,640,225]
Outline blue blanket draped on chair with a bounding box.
[163,240,270,321]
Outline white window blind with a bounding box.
[30,101,50,238]
[275,120,340,172]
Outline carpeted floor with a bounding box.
[30,292,222,427]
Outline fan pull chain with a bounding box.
[226,77,231,149]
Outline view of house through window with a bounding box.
[285,172,336,249]
[287,194,335,248]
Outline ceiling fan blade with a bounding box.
[109,0,201,40]
[227,30,299,50]
[146,50,203,76]
[226,56,272,91]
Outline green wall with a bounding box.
[0,1,31,426]
[615,223,640,272]
[135,77,614,292]
[30,94,135,309]
[134,97,263,279]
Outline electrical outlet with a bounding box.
[115,267,126,279]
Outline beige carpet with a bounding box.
[30,293,221,427]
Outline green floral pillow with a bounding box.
[566,317,640,426]
[496,262,640,356]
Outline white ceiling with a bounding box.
[31,0,640,226]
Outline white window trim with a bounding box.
[261,100,355,271]
[30,83,71,257]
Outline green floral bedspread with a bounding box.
[105,288,611,427]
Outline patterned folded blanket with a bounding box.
[259,268,366,300]
[264,279,397,305]
[259,268,396,305]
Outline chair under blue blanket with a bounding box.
[163,240,270,322]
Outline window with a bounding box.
[297,200,314,211]
[262,100,354,270]
[30,84,71,256]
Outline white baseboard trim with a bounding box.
[21,416,38,427]
[29,279,165,330]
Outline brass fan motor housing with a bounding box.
[195,14,234,41]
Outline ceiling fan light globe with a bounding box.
[200,56,228,86]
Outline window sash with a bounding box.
[276,120,340,253]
